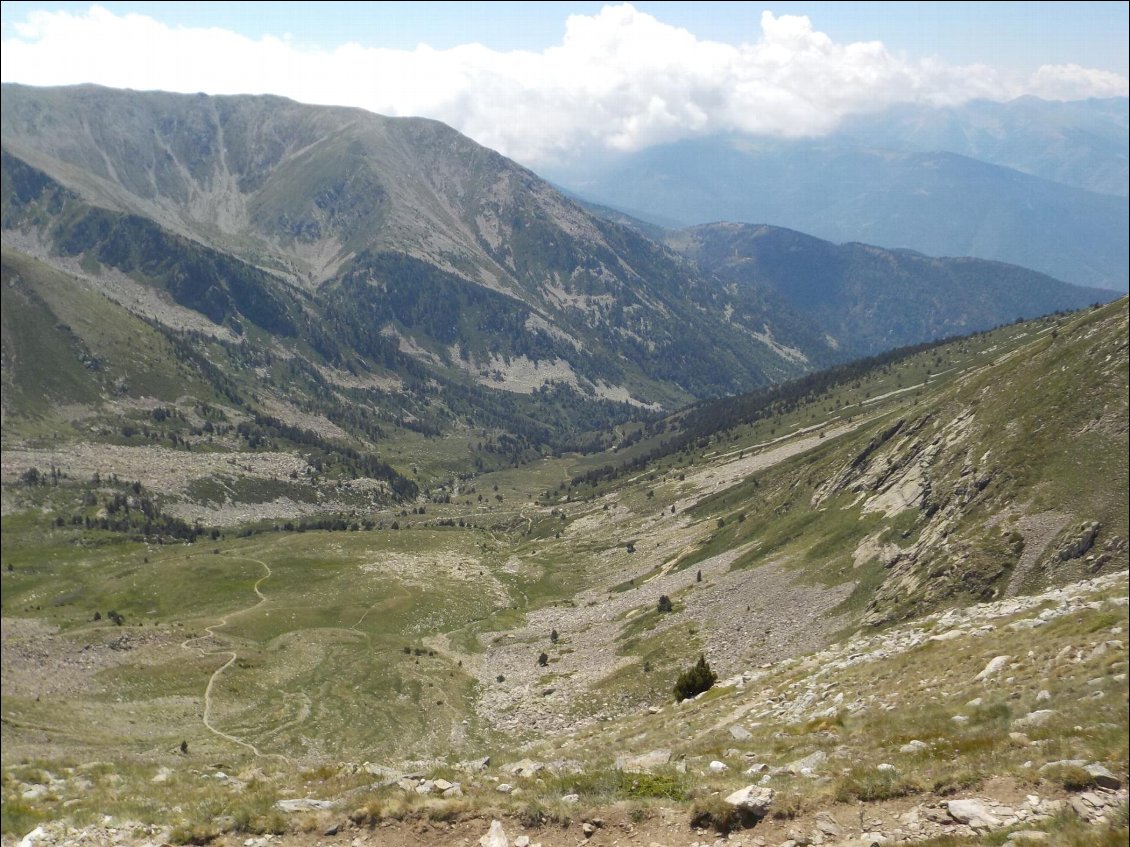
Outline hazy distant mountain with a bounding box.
[835,97,1129,197]
[547,98,1130,292]
[668,223,1112,357]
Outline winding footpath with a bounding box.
[180,555,291,763]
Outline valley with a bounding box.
[0,84,1127,847]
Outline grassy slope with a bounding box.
[1,301,1126,842]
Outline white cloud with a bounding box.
[2,4,1127,167]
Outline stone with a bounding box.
[947,799,1002,830]
[561,793,580,803]
[1039,759,1086,775]
[582,822,596,837]
[974,656,1011,681]
[616,749,672,773]
[276,798,335,812]
[730,725,753,741]
[433,778,453,791]
[951,715,969,725]
[785,751,827,775]
[1007,831,1049,844]
[744,763,769,774]
[877,763,897,772]
[503,759,546,777]
[814,811,841,837]
[786,826,812,845]
[514,837,531,847]
[900,740,928,753]
[480,820,508,847]
[709,760,729,773]
[151,766,174,784]
[724,785,774,817]
[1012,710,1057,729]
[459,756,491,772]
[1084,763,1121,790]
[442,784,463,798]
[1036,690,1051,702]
[496,783,514,794]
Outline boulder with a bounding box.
[1012,710,1057,730]
[1084,763,1121,790]
[947,799,1002,830]
[900,740,928,754]
[729,724,753,741]
[784,751,827,775]
[503,759,545,777]
[479,820,508,847]
[709,760,729,773]
[974,656,1011,682]
[814,811,842,837]
[724,785,774,818]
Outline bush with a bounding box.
[673,655,716,702]
[657,594,673,613]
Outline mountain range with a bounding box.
[1,84,1114,450]
[546,97,1130,292]
[1,84,1127,845]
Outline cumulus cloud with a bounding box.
[2,4,1126,166]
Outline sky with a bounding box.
[2,2,1127,167]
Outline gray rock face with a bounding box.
[947,798,1002,829]
[1058,521,1100,560]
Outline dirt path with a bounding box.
[180,556,292,763]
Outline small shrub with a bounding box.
[1042,763,1097,792]
[657,595,673,613]
[673,655,716,702]
[834,767,923,803]
[537,652,549,667]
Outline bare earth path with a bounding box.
[180,556,292,763]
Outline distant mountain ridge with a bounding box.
[667,223,1113,357]
[546,97,1130,292]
